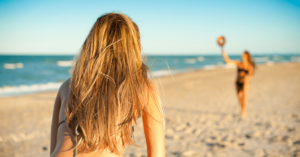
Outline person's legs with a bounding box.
[241,83,249,117]
[236,83,244,116]
[238,90,244,116]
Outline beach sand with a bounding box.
[0,62,299,157]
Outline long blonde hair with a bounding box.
[66,13,161,154]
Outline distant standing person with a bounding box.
[217,36,255,117]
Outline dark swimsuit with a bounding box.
[236,68,249,91]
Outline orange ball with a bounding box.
[217,36,225,46]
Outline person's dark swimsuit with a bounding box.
[236,68,249,91]
[238,68,249,74]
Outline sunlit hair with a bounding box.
[243,51,256,70]
[66,13,162,154]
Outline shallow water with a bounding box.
[0,53,299,96]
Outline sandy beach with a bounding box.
[0,62,299,157]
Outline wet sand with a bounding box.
[0,62,300,157]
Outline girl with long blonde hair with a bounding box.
[50,13,165,157]
[217,36,256,117]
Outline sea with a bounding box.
[0,54,299,97]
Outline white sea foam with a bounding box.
[217,61,224,65]
[291,56,300,62]
[150,70,177,78]
[0,82,62,97]
[203,65,217,70]
[254,57,269,62]
[3,63,23,69]
[57,60,73,67]
[197,56,205,62]
[184,58,197,64]
[222,64,236,69]
[203,64,236,70]
[272,55,284,61]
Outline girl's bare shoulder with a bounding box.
[58,78,71,98]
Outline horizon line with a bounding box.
[0,52,300,56]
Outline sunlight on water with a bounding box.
[3,63,23,69]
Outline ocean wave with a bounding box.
[272,55,284,61]
[266,61,274,66]
[203,65,218,70]
[57,60,73,67]
[291,56,300,62]
[217,61,224,65]
[150,70,177,78]
[203,64,235,70]
[197,56,205,62]
[184,58,197,64]
[0,82,62,97]
[254,57,269,62]
[3,63,23,69]
[222,64,236,69]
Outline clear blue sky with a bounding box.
[0,0,299,55]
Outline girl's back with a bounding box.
[51,79,122,157]
[50,13,165,157]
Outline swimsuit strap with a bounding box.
[58,120,65,128]
[58,120,79,157]
[130,126,134,139]
[74,123,79,157]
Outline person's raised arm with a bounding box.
[221,48,239,65]
[143,82,165,157]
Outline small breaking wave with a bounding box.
[217,61,224,65]
[203,64,236,70]
[203,65,217,70]
[222,64,236,69]
[254,57,269,62]
[291,56,300,62]
[0,82,62,97]
[272,55,284,61]
[57,60,73,67]
[266,61,274,66]
[184,58,197,64]
[150,70,179,78]
[3,63,23,69]
[197,56,205,62]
